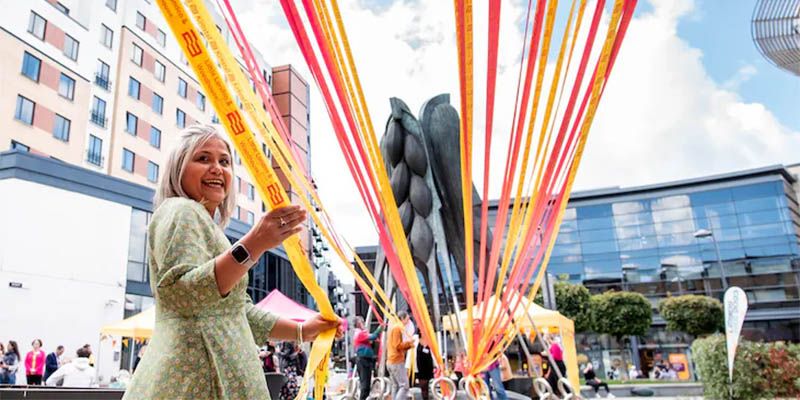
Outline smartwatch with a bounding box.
[231,242,256,268]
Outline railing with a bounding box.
[90,111,107,128]
[86,150,104,167]
[94,74,112,90]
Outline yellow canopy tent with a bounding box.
[442,295,580,391]
[101,307,155,338]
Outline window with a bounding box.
[247,184,255,200]
[132,44,143,66]
[247,211,255,225]
[96,60,111,90]
[28,12,46,40]
[155,61,165,82]
[58,73,75,100]
[53,114,70,141]
[11,140,30,152]
[152,93,163,114]
[147,161,159,183]
[14,95,35,125]
[211,113,220,124]
[156,29,166,47]
[63,34,79,61]
[128,77,141,99]
[178,78,187,98]
[87,135,103,165]
[150,126,161,148]
[100,24,113,48]
[196,92,206,111]
[176,108,186,128]
[55,2,69,15]
[21,52,41,81]
[106,0,117,11]
[126,112,138,135]
[136,12,146,30]
[122,148,135,172]
[234,206,241,220]
[91,96,107,127]
[127,210,150,283]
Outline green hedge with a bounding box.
[692,334,800,399]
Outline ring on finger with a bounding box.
[279,217,287,227]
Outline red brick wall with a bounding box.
[44,22,65,51]
[142,50,155,74]
[39,62,61,91]
[33,105,55,133]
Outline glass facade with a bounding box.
[544,178,800,310]
[486,169,800,379]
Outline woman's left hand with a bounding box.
[302,314,344,341]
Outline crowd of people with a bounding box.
[0,340,97,387]
[350,312,521,400]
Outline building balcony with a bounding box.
[86,150,104,167]
[95,74,112,91]
[90,111,108,128]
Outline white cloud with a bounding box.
[575,0,800,191]
[231,0,800,281]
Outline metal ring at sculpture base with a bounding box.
[557,377,580,400]
[365,377,386,400]
[533,377,556,400]
[462,375,490,400]
[430,377,456,400]
[341,377,359,400]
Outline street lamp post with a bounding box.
[694,229,728,291]
[622,264,638,292]
[661,263,683,295]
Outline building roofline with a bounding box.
[0,150,286,249]
[488,163,797,207]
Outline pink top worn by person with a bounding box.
[25,350,46,376]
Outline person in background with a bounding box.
[260,342,277,373]
[0,341,20,384]
[414,334,435,400]
[25,339,46,385]
[453,352,466,385]
[133,343,147,372]
[44,345,64,382]
[498,352,513,391]
[45,347,97,388]
[278,341,304,400]
[387,311,415,400]
[82,344,95,367]
[353,316,384,400]
[582,362,613,398]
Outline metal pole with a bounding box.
[345,324,350,376]
[710,234,728,291]
[677,277,684,295]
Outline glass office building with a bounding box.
[489,164,800,378]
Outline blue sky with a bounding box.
[240,0,800,252]
[675,0,799,131]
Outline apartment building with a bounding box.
[1,0,310,227]
[0,0,314,381]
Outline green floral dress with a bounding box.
[123,198,278,400]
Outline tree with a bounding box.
[589,291,652,339]
[533,281,592,332]
[589,291,652,376]
[658,295,723,337]
[553,282,592,332]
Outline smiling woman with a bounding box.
[123,125,342,400]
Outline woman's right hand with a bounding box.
[242,205,307,256]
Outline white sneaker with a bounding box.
[606,393,615,399]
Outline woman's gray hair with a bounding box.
[153,124,237,228]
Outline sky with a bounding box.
[227,0,800,281]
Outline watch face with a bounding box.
[231,244,249,263]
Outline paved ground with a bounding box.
[326,371,705,400]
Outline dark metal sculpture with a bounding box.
[376,94,494,329]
